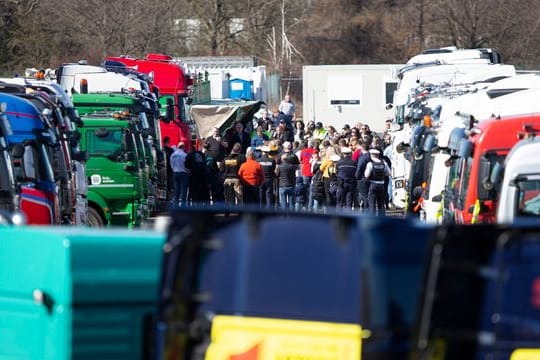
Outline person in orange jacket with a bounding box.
[238,147,264,205]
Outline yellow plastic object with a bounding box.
[511,349,540,360]
[205,315,362,360]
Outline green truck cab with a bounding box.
[80,116,149,227]
[73,92,165,215]
[0,226,164,360]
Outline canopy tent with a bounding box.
[190,99,264,139]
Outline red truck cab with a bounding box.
[105,54,193,151]
[448,114,540,224]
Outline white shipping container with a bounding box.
[302,64,400,132]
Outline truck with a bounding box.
[444,113,540,224]
[4,207,540,358]
[0,80,87,225]
[72,91,165,214]
[57,63,168,210]
[0,92,60,225]
[401,64,516,217]
[79,113,150,227]
[414,222,540,359]
[302,64,399,132]
[420,75,540,223]
[389,47,506,210]
[0,225,164,360]
[496,136,540,223]
[104,54,196,151]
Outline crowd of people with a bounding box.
[164,96,394,216]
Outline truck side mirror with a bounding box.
[13,144,38,182]
[478,157,491,200]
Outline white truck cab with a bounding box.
[57,63,142,94]
[497,137,540,223]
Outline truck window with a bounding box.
[516,179,540,217]
[177,94,188,123]
[37,144,55,183]
[385,82,398,104]
[88,129,124,161]
[478,152,506,201]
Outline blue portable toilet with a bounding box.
[229,78,253,100]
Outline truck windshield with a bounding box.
[88,129,127,162]
[38,144,55,183]
[516,179,540,217]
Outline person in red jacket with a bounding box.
[238,148,264,205]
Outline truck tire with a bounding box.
[87,206,106,227]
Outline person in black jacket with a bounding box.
[226,122,251,155]
[185,143,210,205]
[257,145,277,208]
[311,163,326,211]
[222,143,246,205]
[364,148,391,216]
[275,153,297,210]
[355,141,372,212]
[336,147,357,209]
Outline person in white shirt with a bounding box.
[170,142,189,206]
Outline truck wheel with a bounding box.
[87,206,105,227]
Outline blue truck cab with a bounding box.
[0,92,58,224]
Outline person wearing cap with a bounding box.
[170,142,189,207]
[257,145,277,208]
[223,143,246,205]
[335,146,357,209]
[280,141,300,166]
[364,147,391,216]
